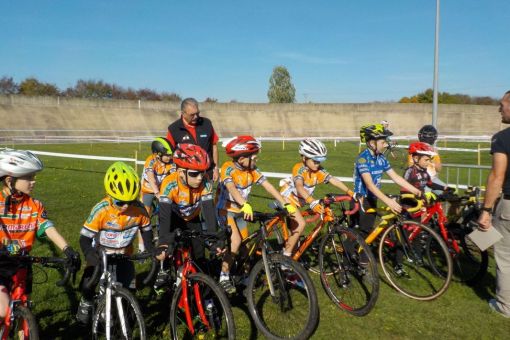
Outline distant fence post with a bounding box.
[477,143,481,166]
[134,150,138,172]
[138,100,141,109]
[282,135,285,150]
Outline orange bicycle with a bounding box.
[267,194,379,316]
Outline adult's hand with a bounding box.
[477,211,492,231]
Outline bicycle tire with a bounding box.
[435,225,489,284]
[246,254,319,340]
[4,305,40,340]
[378,221,453,301]
[92,287,146,340]
[169,272,235,340]
[318,226,379,316]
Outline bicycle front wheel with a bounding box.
[92,287,146,340]
[3,305,39,340]
[319,226,379,316]
[246,254,319,340]
[379,221,453,301]
[169,272,235,340]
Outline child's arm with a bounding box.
[329,177,354,196]
[224,181,253,220]
[294,178,323,213]
[146,170,160,197]
[360,173,402,213]
[386,169,422,196]
[45,227,70,251]
[260,180,298,216]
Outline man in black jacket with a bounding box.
[166,98,220,182]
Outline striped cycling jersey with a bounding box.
[141,154,175,194]
[0,189,53,254]
[353,149,391,199]
[80,197,151,254]
[216,161,266,212]
[280,162,331,207]
[159,171,213,221]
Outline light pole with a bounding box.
[432,0,440,128]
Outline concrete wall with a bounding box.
[0,95,502,138]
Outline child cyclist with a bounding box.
[138,137,175,252]
[353,124,422,237]
[76,161,154,324]
[154,144,226,273]
[216,136,301,294]
[0,149,80,320]
[280,138,354,216]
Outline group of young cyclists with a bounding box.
[0,120,459,334]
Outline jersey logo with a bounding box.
[200,134,208,138]
[358,158,367,164]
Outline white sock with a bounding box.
[283,251,292,257]
[220,272,229,281]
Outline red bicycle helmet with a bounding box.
[225,136,261,158]
[173,144,210,171]
[408,142,436,157]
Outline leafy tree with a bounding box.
[19,77,59,96]
[204,97,218,103]
[0,76,19,94]
[161,92,182,102]
[399,88,498,105]
[267,66,296,103]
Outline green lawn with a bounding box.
[3,141,509,339]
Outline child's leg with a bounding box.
[139,193,155,252]
[0,284,9,319]
[221,213,246,274]
[284,210,306,256]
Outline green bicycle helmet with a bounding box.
[104,162,140,201]
[360,124,393,143]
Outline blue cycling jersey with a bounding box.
[353,149,392,199]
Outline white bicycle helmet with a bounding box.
[299,139,327,162]
[0,149,43,178]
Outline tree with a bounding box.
[399,88,498,105]
[267,66,296,103]
[0,76,19,95]
[18,77,59,96]
[203,97,218,103]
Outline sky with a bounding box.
[1,0,509,103]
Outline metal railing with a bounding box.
[442,163,491,188]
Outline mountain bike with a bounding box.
[83,249,157,340]
[363,194,453,300]
[0,253,74,340]
[422,192,488,284]
[162,228,235,340]
[265,195,379,316]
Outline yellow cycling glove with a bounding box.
[284,203,297,215]
[424,192,437,204]
[241,203,253,215]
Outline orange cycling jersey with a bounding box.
[80,197,151,254]
[159,171,213,221]
[216,161,266,212]
[280,162,332,206]
[0,189,53,254]
[141,154,175,194]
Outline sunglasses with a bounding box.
[187,170,206,178]
[113,199,136,207]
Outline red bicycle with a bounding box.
[164,229,235,340]
[0,254,72,340]
[421,193,488,284]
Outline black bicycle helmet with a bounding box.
[418,125,438,145]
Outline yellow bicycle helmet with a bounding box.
[104,161,140,201]
[360,124,393,143]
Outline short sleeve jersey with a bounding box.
[141,154,175,194]
[216,161,266,212]
[159,171,213,221]
[353,149,392,199]
[491,127,510,194]
[0,190,54,253]
[280,162,331,206]
[80,197,151,254]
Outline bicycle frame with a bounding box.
[1,268,30,340]
[173,246,211,335]
[421,202,461,254]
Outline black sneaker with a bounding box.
[76,299,93,325]
[219,278,237,295]
[393,265,410,278]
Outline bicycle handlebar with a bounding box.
[322,194,360,215]
[252,209,288,222]
[83,250,156,290]
[0,254,72,287]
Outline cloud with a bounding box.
[275,52,349,65]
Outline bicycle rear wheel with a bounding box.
[434,224,488,284]
[319,226,379,316]
[3,305,39,340]
[379,221,452,301]
[92,287,146,340]
[169,272,235,340]
[246,254,319,340]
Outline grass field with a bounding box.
[3,140,509,339]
